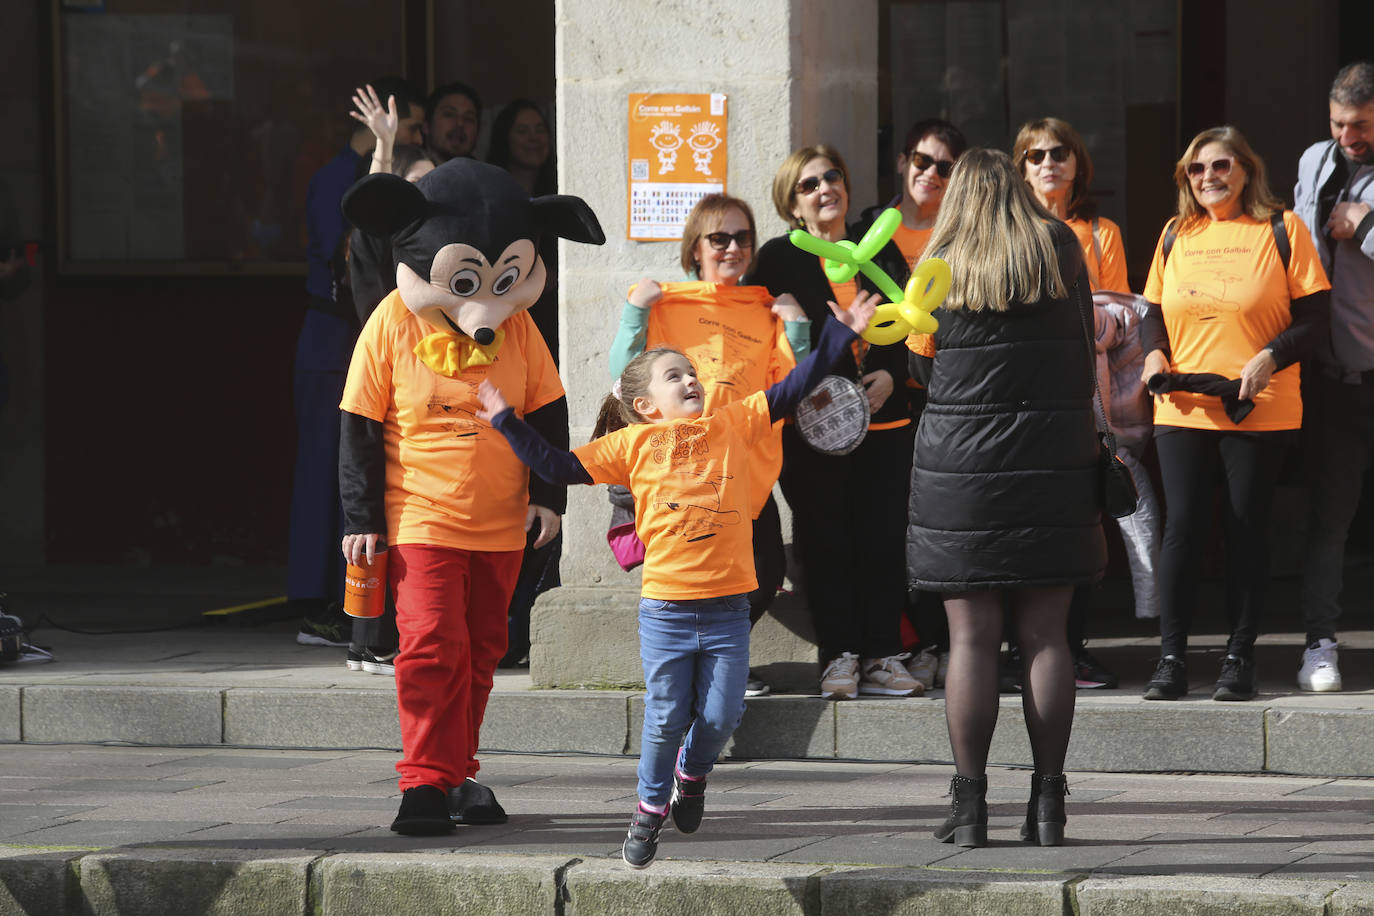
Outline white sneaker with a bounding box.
[1298,638,1342,692]
[907,648,939,691]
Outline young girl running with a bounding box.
[476,294,878,868]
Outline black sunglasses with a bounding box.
[796,168,843,195]
[906,150,955,178]
[1185,157,1234,178]
[704,229,753,250]
[1024,145,1071,166]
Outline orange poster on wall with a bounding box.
[627,92,728,241]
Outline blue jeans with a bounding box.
[637,594,751,806]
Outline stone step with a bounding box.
[5,682,1373,777]
[6,847,1366,916]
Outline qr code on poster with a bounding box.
[631,159,649,181]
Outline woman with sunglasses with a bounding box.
[1013,118,1129,294]
[1140,126,1330,702]
[1011,117,1147,693]
[609,193,809,697]
[888,119,968,272]
[749,145,922,700]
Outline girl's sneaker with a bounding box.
[670,769,707,833]
[622,803,667,868]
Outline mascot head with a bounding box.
[342,159,605,344]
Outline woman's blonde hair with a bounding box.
[921,148,1067,312]
[678,194,756,276]
[1012,117,1096,220]
[1172,126,1285,232]
[771,144,851,230]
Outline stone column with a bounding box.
[533,0,878,689]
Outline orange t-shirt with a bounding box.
[574,392,776,601]
[641,281,794,516]
[340,290,565,551]
[891,223,933,274]
[1067,216,1130,294]
[1143,211,1330,431]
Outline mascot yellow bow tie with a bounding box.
[413,329,506,377]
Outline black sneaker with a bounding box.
[361,647,398,676]
[998,645,1023,693]
[391,785,455,835]
[1073,646,1119,689]
[670,769,707,834]
[622,805,667,868]
[1143,655,1187,700]
[345,648,365,671]
[448,777,508,824]
[744,670,771,697]
[297,604,351,647]
[1213,655,1256,701]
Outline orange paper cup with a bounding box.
[343,551,388,618]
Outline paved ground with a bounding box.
[3,562,1374,911]
[3,744,1374,914]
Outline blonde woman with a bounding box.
[906,149,1104,847]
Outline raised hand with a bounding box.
[350,84,398,174]
[628,277,663,309]
[827,289,881,336]
[770,293,806,323]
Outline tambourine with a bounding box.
[793,375,869,456]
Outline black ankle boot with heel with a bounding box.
[1020,773,1069,846]
[933,774,988,847]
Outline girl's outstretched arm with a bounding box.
[478,381,594,485]
[764,291,879,421]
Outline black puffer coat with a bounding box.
[907,225,1106,591]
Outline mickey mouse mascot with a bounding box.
[339,159,604,835]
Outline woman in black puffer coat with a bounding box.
[906,149,1105,850]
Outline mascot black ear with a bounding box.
[342,173,429,239]
[530,195,607,246]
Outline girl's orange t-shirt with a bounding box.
[640,281,794,516]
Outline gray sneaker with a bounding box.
[907,649,939,691]
[820,652,860,700]
[859,654,923,697]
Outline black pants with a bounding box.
[779,423,914,663]
[1154,426,1291,660]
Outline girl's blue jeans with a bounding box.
[636,593,751,806]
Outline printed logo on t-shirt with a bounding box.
[425,395,485,439]
[653,469,741,542]
[1173,237,1251,320]
[649,423,709,464]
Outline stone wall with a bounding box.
[533,0,878,688]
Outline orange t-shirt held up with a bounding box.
[574,392,777,601]
[340,290,565,552]
[1143,211,1329,432]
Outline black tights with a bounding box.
[944,587,1074,777]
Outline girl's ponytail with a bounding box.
[592,393,634,439]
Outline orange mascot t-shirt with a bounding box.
[640,281,794,516]
[1143,211,1329,432]
[340,290,565,551]
[574,392,776,601]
